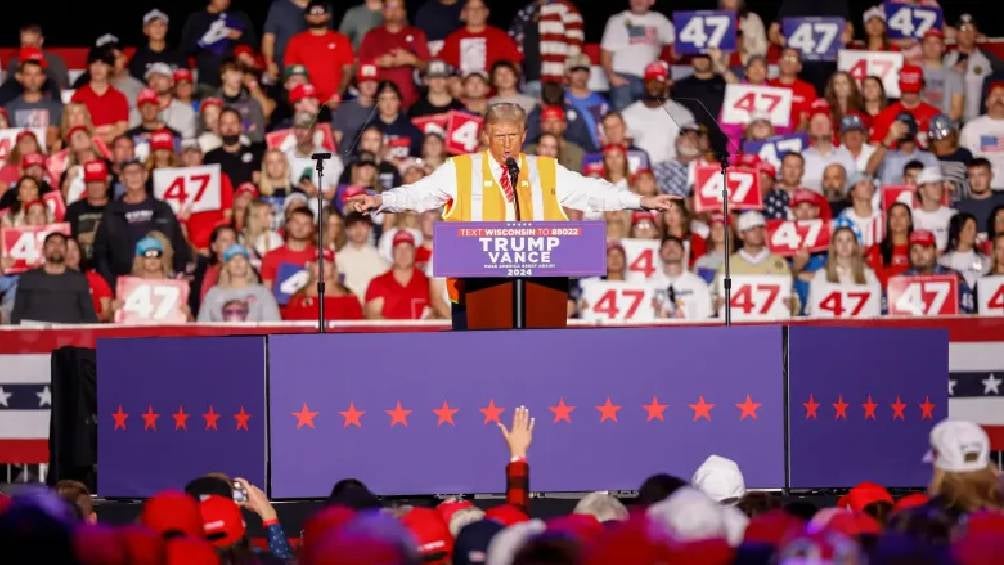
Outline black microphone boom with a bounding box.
[504,157,522,222]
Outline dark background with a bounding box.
[3,0,1000,49]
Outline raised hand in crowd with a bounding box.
[499,404,535,461]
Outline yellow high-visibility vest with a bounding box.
[442,151,567,221]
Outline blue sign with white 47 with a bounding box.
[782,17,845,62]
[673,10,737,55]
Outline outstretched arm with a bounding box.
[555,164,676,212]
[347,159,457,213]
[499,405,534,515]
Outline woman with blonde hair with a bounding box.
[0,131,44,185]
[59,103,95,147]
[144,131,178,174]
[806,226,880,316]
[259,148,294,197]
[926,419,1003,516]
[129,234,175,279]
[199,244,280,323]
[241,200,283,266]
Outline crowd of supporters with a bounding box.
[3,0,1004,324]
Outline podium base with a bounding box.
[452,277,569,331]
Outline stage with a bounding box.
[91,325,947,499]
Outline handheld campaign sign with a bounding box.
[693,165,763,212]
[114,277,189,324]
[886,274,960,316]
[672,10,736,55]
[1,223,71,274]
[766,219,832,256]
[838,49,904,98]
[0,127,46,168]
[153,165,223,214]
[719,274,792,321]
[621,238,662,281]
[273,263,309,306]
[782,17,845,62]
[432,221,606,278]
[579,279,657,322]
[722,84,793,127]
[808,282,882,318]
[884,2,942,40]
[265,123,337,154]
[978,276,1004,316]
[445,111,483,154]
[742,134,808,170]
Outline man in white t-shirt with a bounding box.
[621,61,695,164]
[650,235,711,320]
[801,99,856,193]
[284,111,344,198]
[600,0,674,111]
[912,168,957,251]
[960,81,1004,190]
[336,210,389,298]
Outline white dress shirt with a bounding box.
[379,152,642,220]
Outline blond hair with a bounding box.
[824,226,867,285]
[60,103,94,140]
[130,230,174,277]
[217,255,259,288]
[928,466,1004,513]
[259,148,290,197]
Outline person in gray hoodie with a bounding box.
[199,243,281,322]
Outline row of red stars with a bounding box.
[110,404,252,432]
[802,394,937,421]
[290,395,764,430]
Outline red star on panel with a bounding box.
[642,396,668,422]
[142,405,160,431]
[433,401,459,427]
[595,397,622,423]
[479,400,504,424]
[386,401,413,427]
[862,395,878,420]
[736,395,761,421]
[891,396,907,421]
[803,394,820,420]
[293,403,318,429]
[172,406,189,431]
[203,405,221,431]
[833,395,849,420]
[919,396,936,420]
[234,406,252,431]
[549,397,575,423]
[112,405,128,430]
[689,396,714,422]
[339,402,365,428]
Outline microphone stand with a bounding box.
[505,157,525,329]
[666,97,735,327]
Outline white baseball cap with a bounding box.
[143,9,169,25]
[923,419,989,472]
[737,211,766,232]
[863,5,886,24]
[646,486,727,542]
[692,455,746,503]
[916,167,944,185]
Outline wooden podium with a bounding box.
[434,220,607,331]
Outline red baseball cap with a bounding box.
[392,230,416,247]
[141,491,203,538]
[845,481,893,512]
[922,28,946,41]
[356,62,379,82]
[643,60,669,82]
[892,493,929,513]
[400,507,453,559]
[117,525,165,565]
[21,152,46,169]
[989,81,1004,95]
[898,65,925,94]
[602,142,627,154]
[809,98,832,120]
[173,68,193,84]
[16,129,39,143]
[235,182,259,198]
[66,124,90,141]
[19,47,47,69]
[547,514,604,542]
[83,159,109,182]
[73,524,128,565]
[164,536,219,565]
[300,505,356,559]
[201,97,223,110]
[743,509,805,546]
[199,495,246,548]
[137,88,159,107]
[540,104,566,123]
[790,188,820,208]
[631,210,657,226]
[150,130,174,152]
[733,153,761,168]
[583,161,605,177]
[484,503,530,526]
[290,83,318,104]
[909,229,937,247]
[630,166,654,183]
[436,500,475,526]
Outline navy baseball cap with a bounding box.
[840,114,865,134]
[927,113,955,140]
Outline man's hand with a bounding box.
[235,477,277,522]
[640,195,676,211]
[498,405,534,460]
[346,193,382,213]
[608,73,628,87]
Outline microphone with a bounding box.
[311,152,332,160]
[505,156,522,221]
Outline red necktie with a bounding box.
[499,165,515,203]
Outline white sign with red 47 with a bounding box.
[580,280,656,322]
[838,49,904,98]
[886,274,959,316]
[621,238,663,282]
[807,282,882,318]
[0,223,71,274]
[766,219,831,256]
[718,274,792,321]
[693,165,763,213]
[721,84,793,127]
[152,165,222,214]
[445,111,483,155]
[977,276,1004,316]
[114,277,190,325]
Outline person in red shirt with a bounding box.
[66,236,112,322]
[767,47,817,131]
[868,201,914,286]
[283,249,364,321]
[260,206,318,303]
[283,0,354,108]
[169,139,235,253]
[439,0,523,78]
[358,0,431,109]
[70,46,128,144]
[364,230,430,319]
[869,65,941,149]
